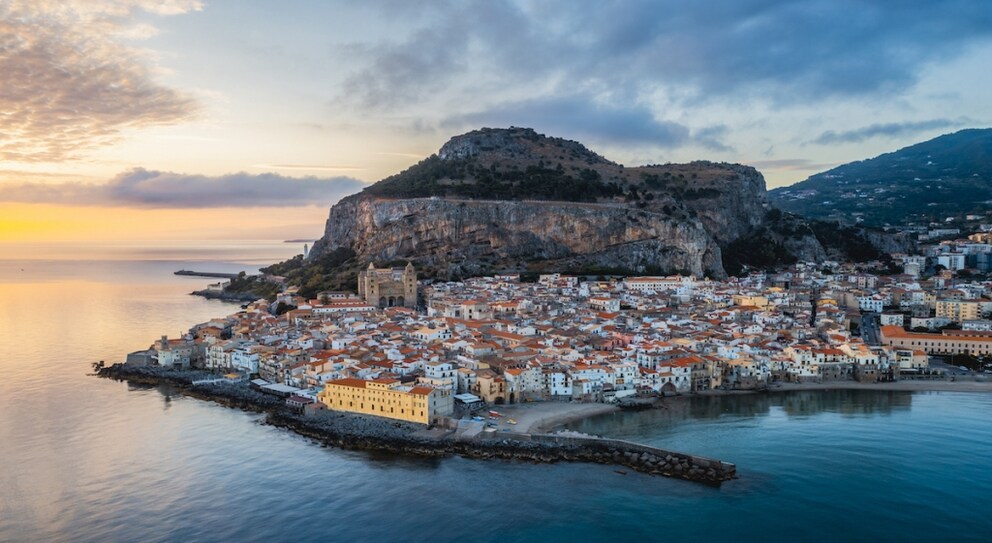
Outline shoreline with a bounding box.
[95,364,736,484]
[189,289,261,303]
[487,402,620,434]
[702,379,992,395]
[495,380,992,433]
[770,380,992,393]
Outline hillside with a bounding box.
[769,128,992,225]
[362,127,770,244]
[271,127,912,297]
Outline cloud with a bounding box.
[0,1,201,162]
[748,159,840,171]
[442,95,693,148]
[249,164,367,172]
[0,168,366,208]
[810,119,971,145]
[339,1,992,119]
[693,125,734,153]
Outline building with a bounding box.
[588,296,621,313]
[935,299,981,323]
[880,326,992,356]
[358,262,417,309]
[963,320,992,331]
[155,336,194,368]
[880,313,904,326]
[318,377,452,424]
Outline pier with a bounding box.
[174,269,240,279]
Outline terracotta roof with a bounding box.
[406,386,434,395]
[327,378,368,388]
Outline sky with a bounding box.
[2,0,991,246]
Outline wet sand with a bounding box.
[488,402,619,434]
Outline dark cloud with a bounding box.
[693,125,734,153]
[811,119,970,145]
[0,1,201,162]
[441,96,692,148]
[342,1,992,115]
[340,26,470,109]
[0,169,366,208]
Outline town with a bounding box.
[131,234,992,427]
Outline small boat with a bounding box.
[488,410,501,417]
[507,419,517,425]
[614,470,627,475]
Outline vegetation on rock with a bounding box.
[770,128,992,225]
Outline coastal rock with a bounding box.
[314,195,724,278]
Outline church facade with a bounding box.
[358,262,417,309]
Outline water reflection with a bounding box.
[568,390,914,436]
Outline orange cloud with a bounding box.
[0,1,201,162]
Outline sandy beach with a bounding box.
[488,380,992,434]
[488,402,619,434]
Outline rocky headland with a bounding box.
[295,127,911,294]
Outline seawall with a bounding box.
[96,364,736,485]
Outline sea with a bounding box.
[1,241,991,543]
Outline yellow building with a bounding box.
[935,299,980,323]
[732,295,769,308]
[318,378,452,424]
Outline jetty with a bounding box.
[174,270,240,279]
[96,364,736,485]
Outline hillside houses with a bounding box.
[143,250,992,424]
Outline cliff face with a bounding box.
[308,127,903,281]
[639,162,769,244]
[312,196,724,278]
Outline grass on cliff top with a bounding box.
[262,247,359,299]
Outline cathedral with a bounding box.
[357,262,417,309]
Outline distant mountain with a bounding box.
[769,128,992,226]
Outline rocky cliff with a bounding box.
[312,196,724,278]
[307,127,900,282]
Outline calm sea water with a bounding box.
[1,246,991,542]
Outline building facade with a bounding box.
[358,262,417,309]
[318,377,452,424]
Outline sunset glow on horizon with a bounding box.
[2,1,992,245]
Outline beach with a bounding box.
[489,402,620,433]
[489,379,992,434]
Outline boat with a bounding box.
[617,396,657,410]
[507,419,517,425]
[488,410,501,417]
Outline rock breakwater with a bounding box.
[97,364,736,484]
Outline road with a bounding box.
[861,312,881,345]
[928,356,984,378]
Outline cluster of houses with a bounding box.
[132,238,992,425]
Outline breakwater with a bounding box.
[96,364,735,484]
[175,270,240,279]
